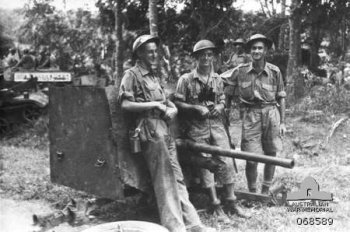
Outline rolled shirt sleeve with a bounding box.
[276,71,286,98]
[220,67,239,99]
[220,68,237,86]
[174,75,188,102]
[118,70,136,103]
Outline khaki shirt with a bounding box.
[119,62,166,103]
[175,68,225,106]
[221,62,286,104]
[226,52,251,69]
[175,68,226,139]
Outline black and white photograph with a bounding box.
[0,0,350,231]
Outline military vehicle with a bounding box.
[0,69,71,134]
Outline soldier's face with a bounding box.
[138,42,158,68]
[197,49,214,68]
[250,41,267,61]
[235,44,244,52]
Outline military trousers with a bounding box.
[189,118,236,189]
[141,118,202,232]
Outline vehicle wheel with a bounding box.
[0,118,10,135]
[81,221,169,232]
[23,105,42,123]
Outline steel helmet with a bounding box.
[192,39,216,54]
[246,34,273,49]
[232,38,245,45]
[132,34,159,53]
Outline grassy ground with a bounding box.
[1,110,350,232]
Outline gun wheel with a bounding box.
[23,105,42,123]
[0,118,10,135]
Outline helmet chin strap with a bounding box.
[197,62,212,76]
[138,59,158,73]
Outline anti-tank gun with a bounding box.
[49,86,294,205]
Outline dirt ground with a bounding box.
[1,112,350,232]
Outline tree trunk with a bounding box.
[278,23,287,51]
[149,0,158,37]
[113,0,124,89]
[286,0,302,102]
[278,0,287,50]
[341,16,347,60]
[309,25,321,69]
[281,0,286,17]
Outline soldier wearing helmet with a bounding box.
[221,34,286,195]
[223,38,252,116]
[224,38,251,70]
[119,35,215,232]
[175,39,248,222]
[13,48,36,70]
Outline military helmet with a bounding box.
[232,38,245,45]
[246,34,273,49]
[192,39,216,54]
[132,34,159,53]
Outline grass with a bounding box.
[1,114,350,231]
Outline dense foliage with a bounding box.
[1,0,349,79]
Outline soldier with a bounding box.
[13,48,36,70]
[37,47,51,69]
[221,34,286,194]
[174,40,247,222]
[4,48,19,68]
[119,35,215,232]
[224,38,251,70]
[223,38,252,110]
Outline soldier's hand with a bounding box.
[164,107,177,121]
[280,123,286,136]
[154,102,167,113]
[195,105,210,118]
[210,103,224,117]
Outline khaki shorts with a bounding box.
[241,105,282,154]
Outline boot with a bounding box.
[225,200,250,218]
[210,204,230,223]
[248,186,257,193]
[261,184,270,195]
[207,187,230,223]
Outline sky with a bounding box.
[0,0,97,11]
[0,0,271,12]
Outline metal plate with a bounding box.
[49,86,123,199]
[105,86,151,193]
[14,71,72,82]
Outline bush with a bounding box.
[292,85,350,116]
[1,115,49,150]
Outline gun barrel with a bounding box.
[176,139,294,169]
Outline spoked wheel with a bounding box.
[22,105,43,123]
[0,118,10,135]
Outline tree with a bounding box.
[149,0,159,36]
[278,0,288,50]
[286,0,302,100]
[114,0,124,88]
[298,0,350,67]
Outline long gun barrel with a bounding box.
[176,139,294,169]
